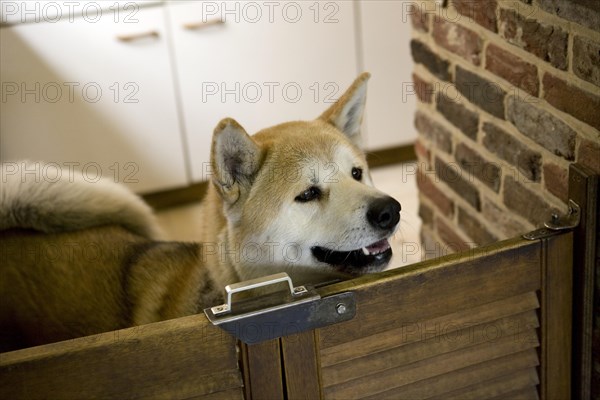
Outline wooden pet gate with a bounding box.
[1,164,597,400]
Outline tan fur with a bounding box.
[0,73,401,350]
[0,227,216,351]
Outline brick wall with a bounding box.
[410,0,599,252]
[410,0,599,394]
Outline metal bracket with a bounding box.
[523,200,581,240]
[204,272,356,344]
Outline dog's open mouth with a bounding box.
[311,239,392,274]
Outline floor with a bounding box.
[155,162,422,270]
[369,162,422,268]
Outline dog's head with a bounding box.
[210,73,401,284]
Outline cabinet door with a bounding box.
[166,1,358,182]
[0,1,161,25]
[0,5,188,193]
[359,1,417,150]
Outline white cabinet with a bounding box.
[0,4,188,193]
[0,1,410,195]
[166,1,358,182]
[359,0,417,150]
[0,1,161,25]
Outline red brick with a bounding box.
[573,36,600,88]
[507,96,576,161]
[543,73,600,131]
[540,0,600,31]
[432,16,483,66]
[482,122,542,182]
[409,3,429,32]
[503,175,561,227]
[414,111,453,154]
[435,157,481,211]
[455,143,502,192]
[455,66,507,119]
[482,197,530,238]
[578,139,600,174]
[543,163,569,204]
[414,139,430,163]
[436,217,471,252]
[417,167,455,217]
[485,44,539,96]
[419,202,434,227]
[453,0,498,32]
[410,40,451,81]
[412,73,434,103]
[457,207,499,246]
[499,8,568,70]
[436,93,479,141]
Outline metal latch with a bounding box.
[523,199,580,240]
[204,272,355,344]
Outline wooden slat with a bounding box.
[321,292,539,367]
[569,163,598,400]
[281,331,322,400]
[318,238,541,348]
[0,314,242,399]
[242,339,284,400]
[185,387,245,400]
[363,349,539,400]
[323,325,539,399]
[488,387,539,400]
[539,232,573,399]
[322,310,539,386]
[433,367,539,400]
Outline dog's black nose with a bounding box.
[367,197,401,231]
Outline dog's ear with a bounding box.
[211,118,263,204]
[319,72,370,146]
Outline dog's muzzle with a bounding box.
[311,196,401,275]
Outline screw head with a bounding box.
[336,303,347,315]
[293,286,307,295]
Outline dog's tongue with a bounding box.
[362,239,391,255]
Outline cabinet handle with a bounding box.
[117,30,160,42]
[183,19,224,31]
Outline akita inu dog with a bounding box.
[0,73,400,350]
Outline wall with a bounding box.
[410,0,599,251]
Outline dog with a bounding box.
[0,73,401,350]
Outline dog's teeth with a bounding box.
[362,247,370,256]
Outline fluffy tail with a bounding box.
[0,161,163,240]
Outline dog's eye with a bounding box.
[295,186,321,202]
[352,167,363,181]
